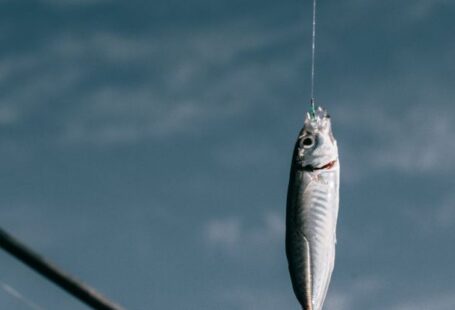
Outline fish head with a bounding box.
[297,106,338,169]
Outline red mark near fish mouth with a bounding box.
[303,160,337,172]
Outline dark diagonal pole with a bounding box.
[0,227,125,310]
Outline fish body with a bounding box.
[286,107,340,310]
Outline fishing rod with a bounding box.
[0,227,124,310]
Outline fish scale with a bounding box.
[305,174,337,309]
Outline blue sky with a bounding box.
[0,0,454,309]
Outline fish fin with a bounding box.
[295,232,313,310]
[302,234,313,310]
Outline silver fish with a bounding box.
[286,106,340,310]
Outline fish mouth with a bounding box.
[303,160,337,172]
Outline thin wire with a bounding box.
[310,0,317,115]
[0,281,45,310]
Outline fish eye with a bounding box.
[302,136,314,148]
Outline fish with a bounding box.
[286,106,340,310]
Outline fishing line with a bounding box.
[0,280,45,310]
[310,0,317,116]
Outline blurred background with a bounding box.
[0,0,454,309]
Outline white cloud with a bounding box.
[334,93,455,181]
[370,106,455,173]
[408,0,451,21]
[51,32,156,63]
[325,291,352,310]
[217,287,295,310]
[3,0,453,153]
[344,0,451,22]
[60,86,205,145]
[206,217,242,249]
[214,275,384,310]
[0,15,305,145]
[0,47,83,127]
[406,191,455,233]
[390,293,455,310]
[204,211,285,256]
[0,106,17,125]
[325,276,384,310]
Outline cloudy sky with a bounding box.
[0,0,454,309]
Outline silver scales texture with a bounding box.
[286,110,340,310]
